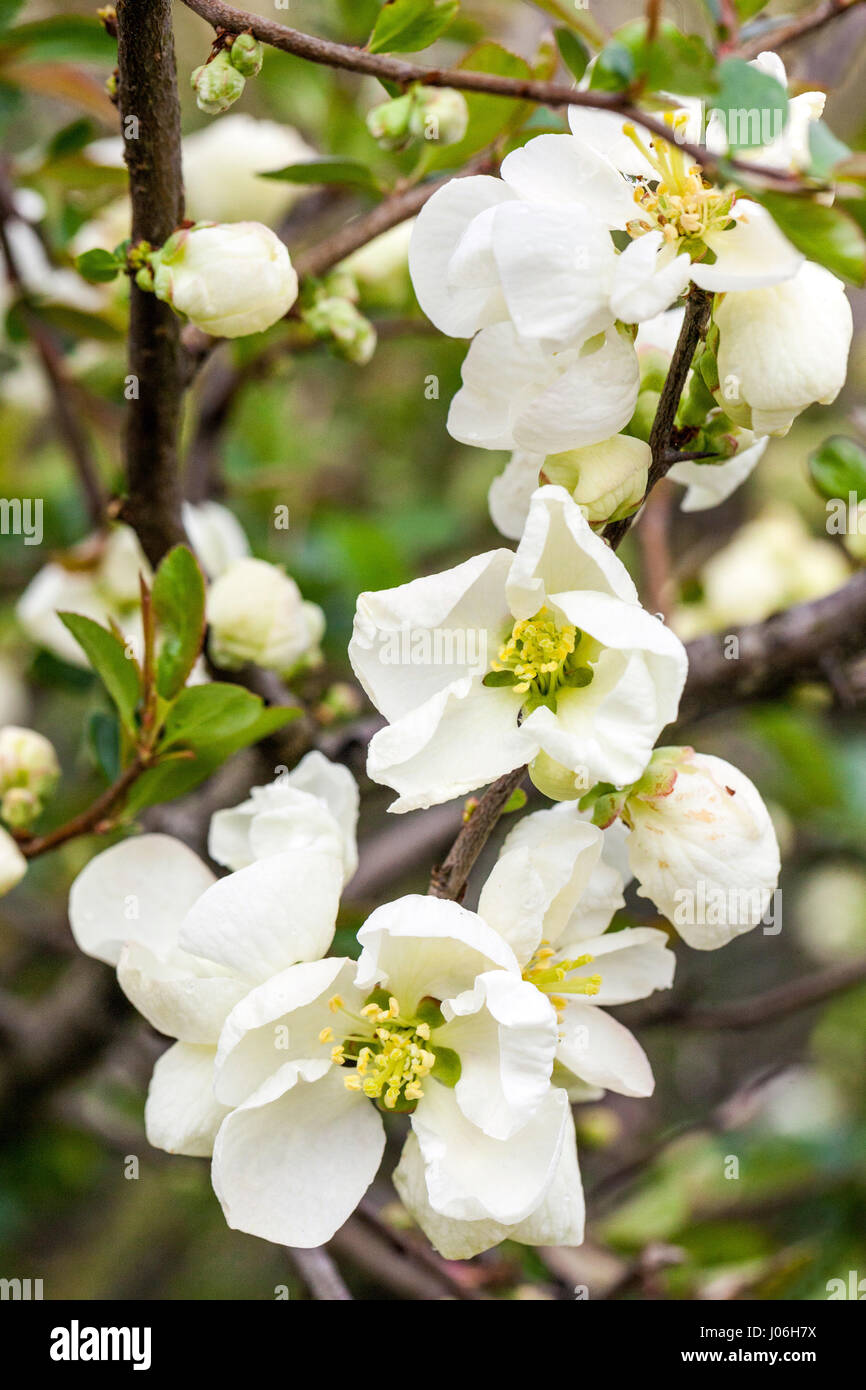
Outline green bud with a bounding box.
[626,388,660,443]
[408,87,469,146]
[191,51,245,115]
[2,787,38,830]
[304,296,377,365]
[366,94,413,150]
[228,32,264,78]
[321,269,359,305]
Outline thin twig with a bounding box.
[648,955,866,1030]
[15,753,147,859]
[285,1246,353,1300]
[428,766,527,901]
[735,0,862,59]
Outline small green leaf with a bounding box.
[58,612,140,733]
[482,669,521,687]
[502,786,528,814]
[368,0,459,55]
[808,120,850,181]
[88,710,120,782]
[430,1045,462,1088]
[159,683,266,750]
[46,117,97,162]
[588,39,635,92]
[555,27,589,82]
[711,58,788,151]
[808,436,866,503]
[3,15,116,62]
[755,191,866,285]
[152,545,206,700]
[260,158,383,194]
[75,248,123,284]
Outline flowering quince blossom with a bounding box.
[667,432,769,512]
[181,116,317,226]
[68,753,359,1158]
[588,748,781,950]
[488,435,650,540]
[349,485,687,810]
[704,51,826,174]
[150,222,299,339]
[393,804,674,1258]
[713,261,853,436]
[206,557,325,677]
[16,504,248,668]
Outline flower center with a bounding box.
[523,946,602,1018]
[324,992,453,1111]
[485,606,596,711]
[622,115,734,248]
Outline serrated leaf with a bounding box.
[368,0,458,55]
[711,58,788,150]
[555,27,589,82]
[75,247,122,284]
[152,545,205,700]
[260,158,383,194]
[755,191,866,285]
[808,436,866,503]
[58,612,140,733]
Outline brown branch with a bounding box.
[0,169,106,527]
[15,752,148,860]
[650,955,866,1031]
[428,766,527,901]
[678,570,866,723]
[116,0,187,567]
[603,285,713,552]
[735,0,864,60]
[178,0,803,190]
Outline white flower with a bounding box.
[210,893,565,1248]
[706,52,825,174]
[69,833,344,1157]
[151,222,298,339]
[621,750,781,950]
[668,432,768,512]
[208,750,359,885]
[410,171,689,347]
[349,485,687,811]
[182,116,317,225]
[489,434,650,540]
[448,322,640,454]
[17,505,247,667]
[714,261,852,436]
[0,825,27,897]
[206,557,325,676]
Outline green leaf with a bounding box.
[58,613,140,734]
[712,58,788,150]
[159,683,265,750]
[421,41,532,173]
[46,117,97,162]
[74,248,122,284]
[152,545,206,701]
[733,0,770,18]
[502,787,528,814]
[808,120,851,181]
[754,191,866,285]
[368,0,459,55]
[260,157,383,194]
[555,27,589,82]
[588,39,635,92]
[642,28,719,98]
[3,16,116,63]
[88,710,120,782]
[0,0,27,36]
[808,436,866,503]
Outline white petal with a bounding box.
[610,232,691,323]
[117,941,249,1044]
[409,175,515,336]
[501,132,636,227]
[411,1082,569,1224]
[145,1041,229,1157]
[567,105,657,177]
[557,999,655,1096]
[212,1060,385,1247]
[556,926,675,1004]
[441,970,558,1138]
[669,435,768,512]
[488,450,543,541]
[178,848,341,982]
[69,834,215,966]
[349,548,513,723]
[507,483,638,619]
[355,894,520,1006]
[692,201,802,291]
[214,956,360,1106]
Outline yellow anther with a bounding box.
[344,1075,362,1092]
[318,1026,334,1044]
[328,994,344,1013]
[330,1044,345,1065]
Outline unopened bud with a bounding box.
[408,87,469,146]
[229,32,264,78]
[304,296,377,365]
[192,51,246,116]
[543,434,649,525]
[0,726,60,827]
[366,94,413,150]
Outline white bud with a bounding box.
[714,262,852,436]
[408,88,469,145]
[543,435,650,525]
[206,558,325,676]
[151,222,299,339]
[625,750,781,950]
[0,826,26,897]
[0,726,60,819]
